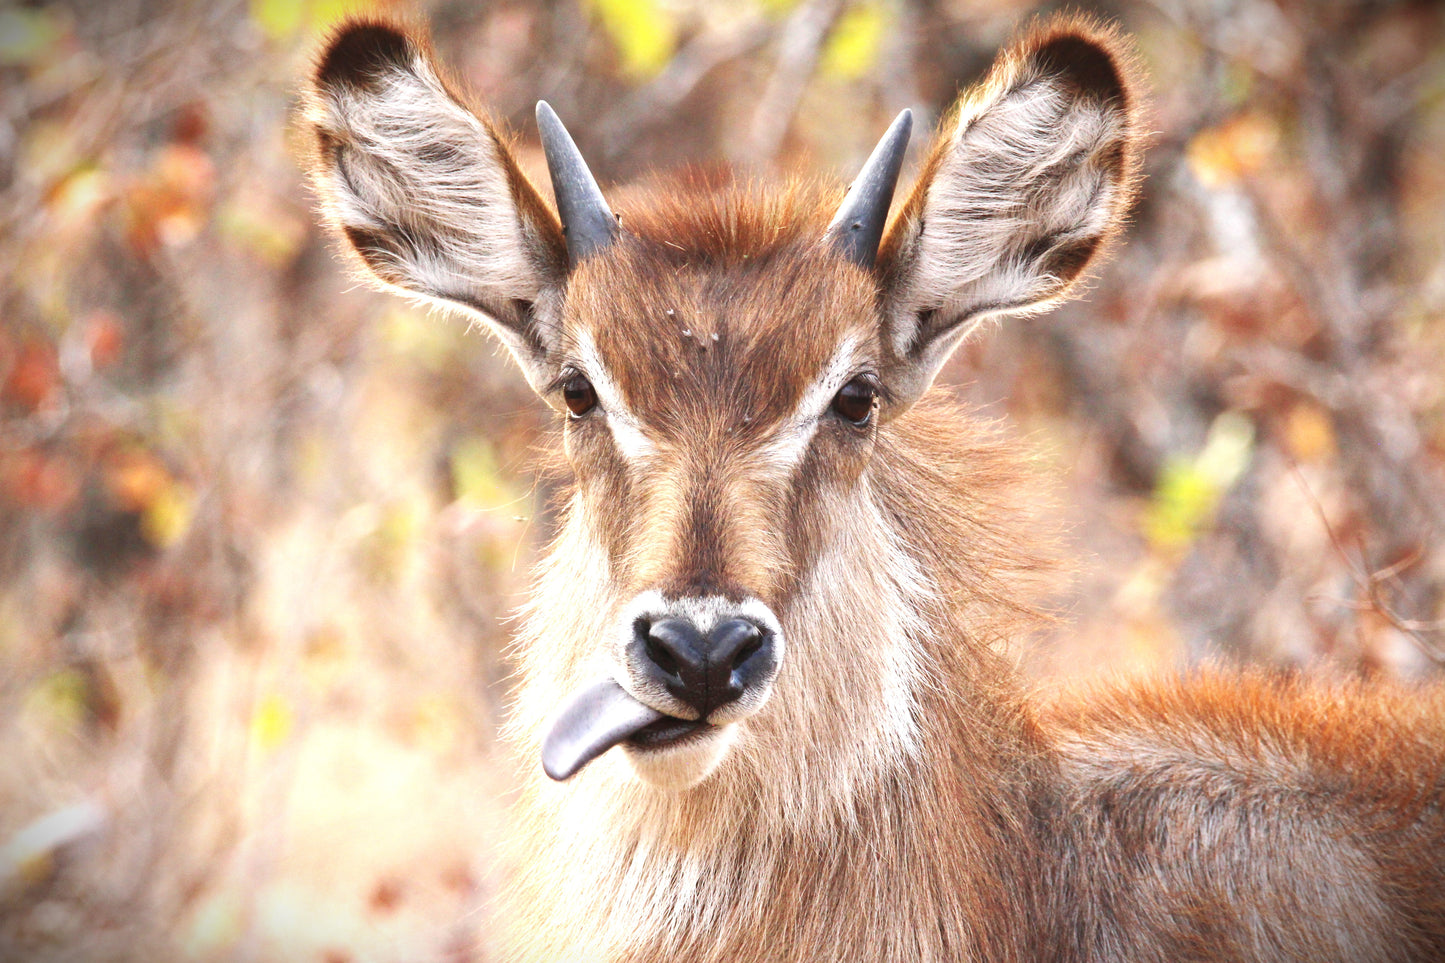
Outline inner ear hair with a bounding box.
[302,18,567,391]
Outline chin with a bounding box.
[622,722,739,791]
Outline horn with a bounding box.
[536,101,618,268]
[825,109,913,268]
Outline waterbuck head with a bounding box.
[305,17,1140,797]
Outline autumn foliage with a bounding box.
[2,1,1443,960]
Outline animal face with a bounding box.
[304,15,1140,792]
[542,204,889,787]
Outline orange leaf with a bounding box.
[3,341,59,410]
[3,447,79,511]
[105,450,170,512]
[1186,112,1277,188]
[85,310,124,369]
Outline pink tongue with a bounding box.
[541,679,665,781]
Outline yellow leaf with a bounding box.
[1144,412,1254,552]
[822,4,888,81]
[45,167,112,232]
[250,0,305,41]
[0,9,63,67]
[753,0,804,16]
[141,481,194,548]
[588,0,677,78]
[380,307,456,371]
[309,0,379,35]
[1144,459,1217,551]
[251,692,293,752]
[251,0,377,42]
[217,197,304,266]
[377,499,421,549]
[359,496,425,583]
[23,669,87,734]
[451,436,514,509]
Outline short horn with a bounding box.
[825,109,913,268]
[536,101,618,268]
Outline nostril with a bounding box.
[730,630,764,671]
[645,635,679,678]
[634,617,678,678]
[710,618,770,673]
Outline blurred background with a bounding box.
[1,0,1442,959]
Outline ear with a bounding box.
[875,16,1143,413]
[303,21,568,392]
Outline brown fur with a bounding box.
[300,14,1445,963]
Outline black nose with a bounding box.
[629,615,776,718]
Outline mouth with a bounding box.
[625,715,713,750]
[541,678,710,781]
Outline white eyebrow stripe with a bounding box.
[758,334,864,473]
[574,329,656,461]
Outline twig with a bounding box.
[1288,460,1445,664]
[738,0,846,164]
[597,21,774,163]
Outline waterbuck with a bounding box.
[303,14,1445,962]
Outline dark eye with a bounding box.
[563,373,598,417]
[831,377,877,426]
